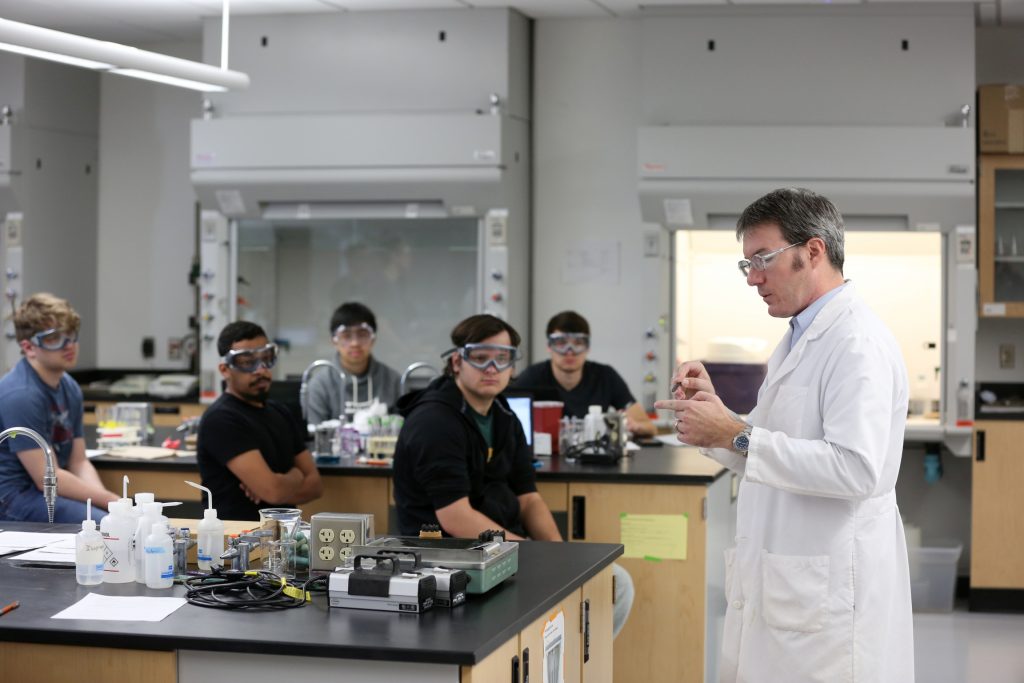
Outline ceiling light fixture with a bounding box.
[0,12,249,93]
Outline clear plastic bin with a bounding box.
[908,539,962,613]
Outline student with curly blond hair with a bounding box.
[0,293,118,522]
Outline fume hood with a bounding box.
[191,111,529,400]
[638,124,976,455]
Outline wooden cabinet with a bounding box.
[979,155,1024,317]
[971,421,1024,589]
[568,482,707,683]
[460,567,609,683]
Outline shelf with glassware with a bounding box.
[979,155,1024,317]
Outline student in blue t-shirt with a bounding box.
[0,293,118,523]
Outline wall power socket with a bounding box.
[310,512,375,572]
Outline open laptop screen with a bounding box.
[505,394,533,448]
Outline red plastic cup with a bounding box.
[532,401,564,455]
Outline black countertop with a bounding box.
[90,445,727,485]
[0,522,620,665]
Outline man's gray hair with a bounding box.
[736,188,845,273]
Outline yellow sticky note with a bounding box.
[619,513,688,561]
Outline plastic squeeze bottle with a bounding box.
[101,500,136,583]
[144,523,174,589]
[134,502,164,583]
[75,498,104,586]
[186,480,224,571]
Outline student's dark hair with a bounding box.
[545,310,589,336]
[330,302,377,335]
[217,321,267,356]
[444,314,521,377]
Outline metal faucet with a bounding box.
[0,427,57,523]
[220,530,272,571]
[399,362,440,396]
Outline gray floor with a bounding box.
[914,606,1024,682]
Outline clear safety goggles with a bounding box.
[547,333,590,355]
[30,328,79,351]
[444,343,521,372]
[332,322,376,345]
[737,241,807,277]
[222,343,279,373]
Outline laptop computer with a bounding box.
[503,391,534,453]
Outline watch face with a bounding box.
[733,434,750,451]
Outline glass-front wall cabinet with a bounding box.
[235,216,480,380]
[980,155,1024,317]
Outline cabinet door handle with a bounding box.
[976,430,985,462]
[571,495,586,539]
[582,598,591,663]
[522,647,529,683]
[511,654,519,683]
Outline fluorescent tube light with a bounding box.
[0,41,113,69]
[109,69,228,93]
[0,18,249,92]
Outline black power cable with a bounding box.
[183,568,328,611]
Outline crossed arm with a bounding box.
[227,449,323,505]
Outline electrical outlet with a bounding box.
[310,512,374,572]
[167,337,183,361]
[643,230,660,258]
[1000,343,1015,369]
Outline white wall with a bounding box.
[96,42,200,369]
[533,19,670,411]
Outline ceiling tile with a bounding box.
[600,0,726,13]
[998,0,1024,23]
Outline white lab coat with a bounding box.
[704,284,914,683]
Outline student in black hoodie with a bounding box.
[393,314,559,540]
[394,314,635,638]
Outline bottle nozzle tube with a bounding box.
[185,480,214,510]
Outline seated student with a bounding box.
[514,310,656,437]
[305,302,402,424]
[0,293,119,522]
[393,313,634,637]
[198,321,323,521]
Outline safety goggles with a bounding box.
[737,241,807,277]
[547,333,590,355]
[222,343,279,373]
[332,322,376,345]
[443,343,521,372]
[30,328,79,351]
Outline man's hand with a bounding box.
[239,482,262,505]
[669,361,716,400]
[654,391,744,449]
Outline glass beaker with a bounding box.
[267,539,297,579]
[258,507,303,541]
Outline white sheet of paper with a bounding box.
[85,448,108,459]
[52,593,187,622]
[0,531,75,552]
[10,535,76,562]
[656,433,684,446]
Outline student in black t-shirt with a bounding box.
[514,311,656,437]
[197,321,323,521]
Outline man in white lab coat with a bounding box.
[656,188,914,683]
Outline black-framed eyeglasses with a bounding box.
[222,343,279,373]
[737,241,808,277]
[30,328,79,351]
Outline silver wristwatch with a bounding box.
[731,424,753,454]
